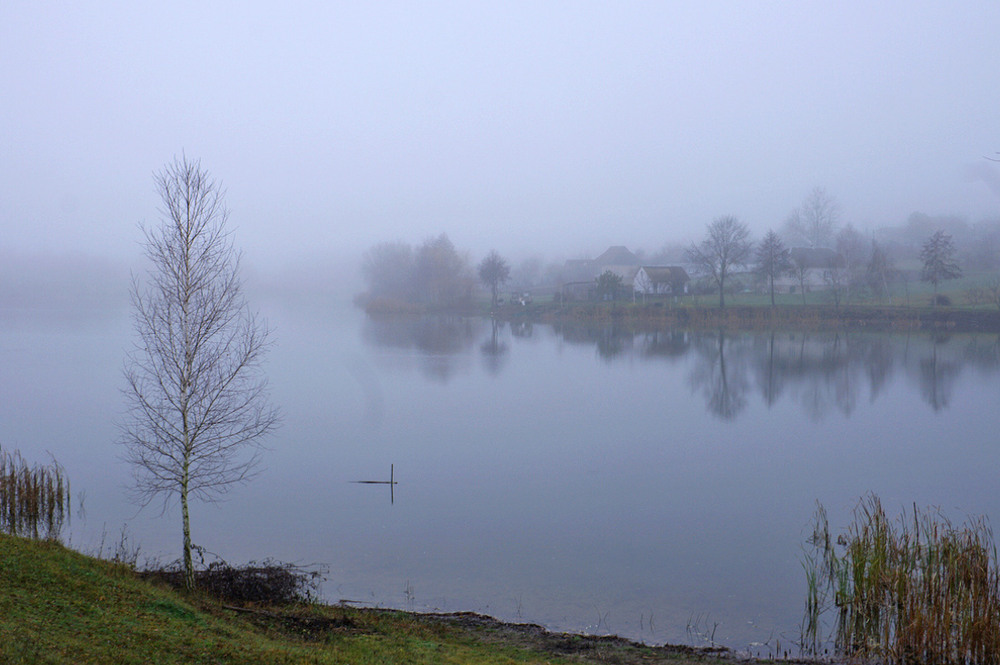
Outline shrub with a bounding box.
[143,559,325,605]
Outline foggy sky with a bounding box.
[3,2,1000,269]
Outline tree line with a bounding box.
[687,187,966,308]
[362,234,512,310]
[359,186,997,312]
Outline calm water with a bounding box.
[3,294,1000,653]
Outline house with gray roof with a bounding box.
[633,266,690,296]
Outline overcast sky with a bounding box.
[3,2,999,268]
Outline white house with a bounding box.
[774,247,845,294]
[633,266,690,295]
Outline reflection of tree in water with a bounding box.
[551,321,633,361]
[754,332,785,408]
[919,336,961,412]
[638,330,690,360]
[480,318,509,376]
[363,316,1000,412]
[596,326,630,360]
[362,315,483,382]
[688,330,749,421]
[962,334,1000,375]
[864,338,895,402]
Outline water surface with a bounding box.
[3,296,999,653]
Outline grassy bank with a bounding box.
[0,534,736,664]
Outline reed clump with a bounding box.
[0,444,71,540]
[804,494,1000,664]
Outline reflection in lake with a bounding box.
[363,315,485,382]
[365,316,1000,420]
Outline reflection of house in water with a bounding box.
[639,330,691,358]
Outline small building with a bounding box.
[775,247,845,293]
[633,266,690,296]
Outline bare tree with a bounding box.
[686,215,752,308]
[866,240,896,304]
[822,224,866,306]
[121,157,279,590]
[477,250,511,309]
[920,230,962,304]
[784,187,840,248]
[754,229,792,306]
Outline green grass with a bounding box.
[0,534,729,664]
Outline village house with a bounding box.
[633,266,690,296]
[774,247,845,294]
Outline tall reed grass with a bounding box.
[0,445,71,540]
[804,494,1000,664]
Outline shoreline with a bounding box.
[362,298,1000,333]
[337,605,810,664]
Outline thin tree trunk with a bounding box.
[181,460,194,590]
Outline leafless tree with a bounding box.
[866,240,896,304]
[754,229,792,306]
[832,224,867,304]
[477,249,511,309]
[686,215,752,308]
[784,186,840,248]
[121,157,279,590]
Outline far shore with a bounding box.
[359,296,1000,333]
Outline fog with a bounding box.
[3,2,1000,273]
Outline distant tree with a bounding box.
[784,187,840,248]
[754,230,792,306]
[824,224,867,306]
[413,233,474,306]
[866,241,896,303]
[919,230,962,303]
[478,250,511,309]
[686,215,753,308]
[595,270,623,301]
[362,241,415,301]
[988,277,1000,311]
[790,257,810,305]
[122,157,279,591]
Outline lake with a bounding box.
[3,293,1000,655]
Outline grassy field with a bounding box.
[0,534,738,665]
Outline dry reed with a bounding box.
[804,494,1000,664]
[0,444,71,540]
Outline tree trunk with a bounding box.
[719,274,725,309]
[181,464,194,590]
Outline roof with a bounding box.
[790,247,844,270]
[638,266,690,283]
[593,246,639,266]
